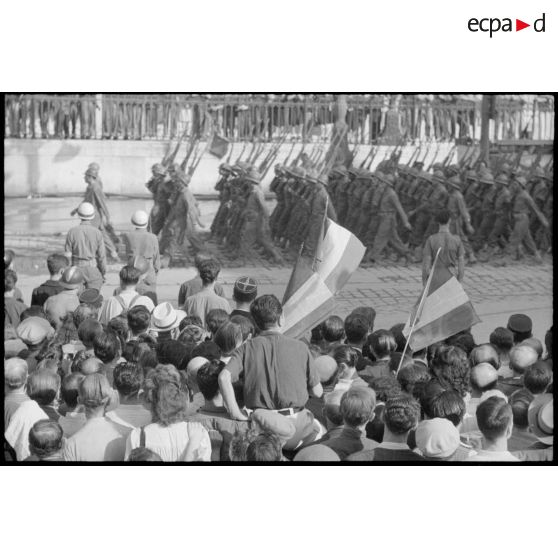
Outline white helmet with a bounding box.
[78,202,95,220]
[131,210,149,228]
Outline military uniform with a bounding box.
[302,176,337,257]
[159,172,190,262]
[422,228,465,283]
[147,167,171,236]
[65,222,106,290]
[473,173,498,251]
[487,180,511,252]
[123,228,161,287]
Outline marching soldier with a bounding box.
[332,166,351,226]
[64,202,106,290]
[146,163,171,236]
[446,176,476,263]
[123,210,161,289]
[473,172,498,253]
[486,174,512,256]
[354,171,376,240]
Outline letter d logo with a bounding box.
[534,13,546,32]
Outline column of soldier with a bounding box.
[208,141,553,267]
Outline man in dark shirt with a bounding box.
[31,253,69,307]
[348,393,424,461]
[229,276,258,329]
[219,294,323,450]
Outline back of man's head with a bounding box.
[119,265,141,286]
[476,396,513,442]
[205,308,230,336]
[127,305,151,336]
[78,318,104,349]
[510,389,534,428]
[321,315,345,343]
[340,387,376,428]
[46,253,69,276]
[79,373,112,409]
[470,363,499,394]
[156,339,190,370]
[368,329,397,359]
[113,362,143,397]
[524,360,552,395]
[250,294,282,331]
[28,419,64,459]
[93,331,121,364]
[383,394,421,435]
[425,388,466,427]
[489,327,514,355]
[80,357,104,376]
[5,357,28,390]
[344,313,369,345]
[61,372,85,409]
[431,345,471,398]
[246,432,283,462]
[198,259,221,286]
[197,359,224,401]
[350,307,376,332]
[436,208,451,225]
[72,303,96,330]
[470,343,500,370]
[509,345,538,375]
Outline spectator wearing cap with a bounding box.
[230,276,258,330]
[106,362,152,428]
[4,358,31,427]
[299,387,379,460]
[185,359,251,461]
[25,420,65,462]
[507,314,532,345]
[100,265,154,326]
[5,269,28,328]
[508,389,537,451]
[218,295,323,451]
[184,259,230,328]
[150,302,186,342]
[177,254,226,308]
[467,396,518,461]
[359,329,398,386]
[415,418,462,461]
[123,210,161,289]
[125,367,212,462]
[16,317,55,373]
[31,253,70,307]
[512,394,553,461]
[349,394,424,461]
[65,202,107,290]
[498,344,538,397]
[43,266,84,328]
[63,373,128,461]
[489,327,514,377]
[58,373,87,437]
[79,288,104,311]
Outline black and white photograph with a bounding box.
[3,93,554,463]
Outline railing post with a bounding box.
[95,94,103,139]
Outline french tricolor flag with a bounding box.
[282,218,366,339]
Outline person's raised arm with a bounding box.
[218,368,248,421]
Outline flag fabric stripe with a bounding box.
[415,276,470,327]
[407,301,480,352]
[282,297,337,340]
[426,261,453,295]
[282,254,314,304]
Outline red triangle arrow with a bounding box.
[516,19,530,31]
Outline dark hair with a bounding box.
[524,361,552,395]
[191,340,221,361]
[344,313,369,344]
[246,432,283,462]
[138,347,159,372]
[383,394,421,434]
[28,419,64,458]
[310,324,324,345]
[20,306,47,321]
[150,380,189,426]
[489,327,514,353]
[205,308,230,335]
[27,370,61,406]
[5,269,17,292]
[194,253,216,271]
[436,208,451,225]
[397,363,431,397]
[510,389,534,428]
[213,322,243,356]
[544,326,552,360]
[427,389,466,427]
[198,259,221,285]
[250,294,282,331]
[321,315,345,343]
[367,329,397,359]
[77,318,104,348]
[113,362,143,396]
[340,387,376,427]
[351,307,376,331]
[229,429,259,462]
[128,447,163,462]
[389,323,407,352]
[476,396,513,441]
[119,265,141,286]
[431,345,471,398]
[446,331,476,357]
[107,316,129,349]
[230,315,255,341]
[332,345,358,369]
[60,372,85,409]
[369,375,402,403]
[389,352,414,374]
[93,331,121,364]
[156,340,190,370]
[127,305,151,335]
[197,359,224,401]
[233,285,257,304]
[47,253,69,276]
[72,303,96,329]
[179,315,203,329]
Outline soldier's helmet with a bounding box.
[168,162,180,173]
[377,173,395,187]
[478,172,494,185]
[347,166,359,179]
[88,162,100,172]
[59,267,85,289]
[447,164,460,177]
[305,169,319,184]
[274,164,284,175]
[532,166,547,180]
[432,170,446,183]
[513,176,528,188]
[290,167,306,180]
[152,163,166,176]
[131,210,149,228]
[447,176,462,191]
[465,169,478,182]
[77,202,95,220]
[495,173,509,185]
[84,167,98,179]
[432,162,444,172]
[245,169,261,184]
[317,173,329,187]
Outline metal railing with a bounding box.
[4,94,554,143]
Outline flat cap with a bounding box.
[79,288,104,307]
[16,317,54,346]
[507,313,532,334]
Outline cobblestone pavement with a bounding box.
[6,197,554,343]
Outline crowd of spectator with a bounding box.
[5,94,554,143]
[4,249,553,462]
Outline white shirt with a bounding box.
[58,410,87,438]
[467,449,519,462]
[106,404,152,429]
[125,421,211,462]
[5,400,49,461]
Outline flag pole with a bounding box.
[396,247,442,376]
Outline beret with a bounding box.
[507,313,532,334]
[234,276,258,295]
[79,288,104,306]
[16,317,54,346]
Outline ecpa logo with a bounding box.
[468,13,546,37]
